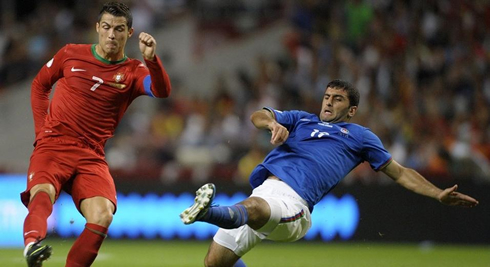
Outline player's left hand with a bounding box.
[438,185,479,207]
[139,32,156,61]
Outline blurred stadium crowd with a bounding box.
[1,0,489,186]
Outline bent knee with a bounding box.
[242,197,269,214]
[203,255,213,267]
[88,210,113,227]
[204,254,222,267]
[204,241,240,267]
[81,198,115,227]
[241,197,270,228]
[30,184,56,203]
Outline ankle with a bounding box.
[23,241,35,257]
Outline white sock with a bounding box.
[23,242,35,257]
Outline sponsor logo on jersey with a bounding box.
[107,82,126,89]
[71,67,86,72]
[318,122,333,127]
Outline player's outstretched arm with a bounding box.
[381,160,479,208]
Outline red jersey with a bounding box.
[31,44,171,155]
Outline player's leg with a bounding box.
[180,183,271,230]
[66,196,114,267]
[79,196,115,226]
[23,183,56,245]
[204,241,242,267]
[66,157,117,267]
[21,141,76,267]
[181,183,279,267]
[207,224,266,267]
[206,179,311,267]
[197,196,270,230]
[22,183,56,267]
[250,178,311,243]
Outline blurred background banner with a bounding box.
[2,174,488,247]
[1,0,489,248]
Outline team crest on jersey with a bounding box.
[339,127,350,138]
[107,72,127,89]
[113,72,125,82]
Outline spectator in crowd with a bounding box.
[2,1,490,184]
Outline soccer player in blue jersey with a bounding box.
[180,79,479,267]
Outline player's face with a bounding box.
[320,87,357,123]
[96,13,133,58]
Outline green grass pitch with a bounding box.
[2,239,489,266]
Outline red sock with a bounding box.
[66,223,108,267]
[23,191,53,246]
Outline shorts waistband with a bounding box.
[264,176,308,207]
[37,136,105,157]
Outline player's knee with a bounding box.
[203,253,220,267]
[81,197,115,227]
[242,197,268,215]
[83,206,114,227]
[203,255,212,267]
[30,184,56,203]
[92,210,113,227]
[204,245,224,267]
[205,241,240,267]
[101,211,113,226]
[241,197,270,228]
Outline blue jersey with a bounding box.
[249,108,392,211]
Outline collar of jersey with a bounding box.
[91,44,127,64]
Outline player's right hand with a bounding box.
[139,32,156,60]
[269,122,289,145]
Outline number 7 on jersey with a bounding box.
[91,76,104,91]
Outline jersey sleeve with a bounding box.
[263,107,309,131]
[361,129,393,171]
[134,55,171,98]
[31,46,66,138]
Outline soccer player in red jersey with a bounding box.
[20,2,172,266]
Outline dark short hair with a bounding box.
[98,2,133,28]
[326,79,360,107]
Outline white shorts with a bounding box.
[213,178,312,256]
